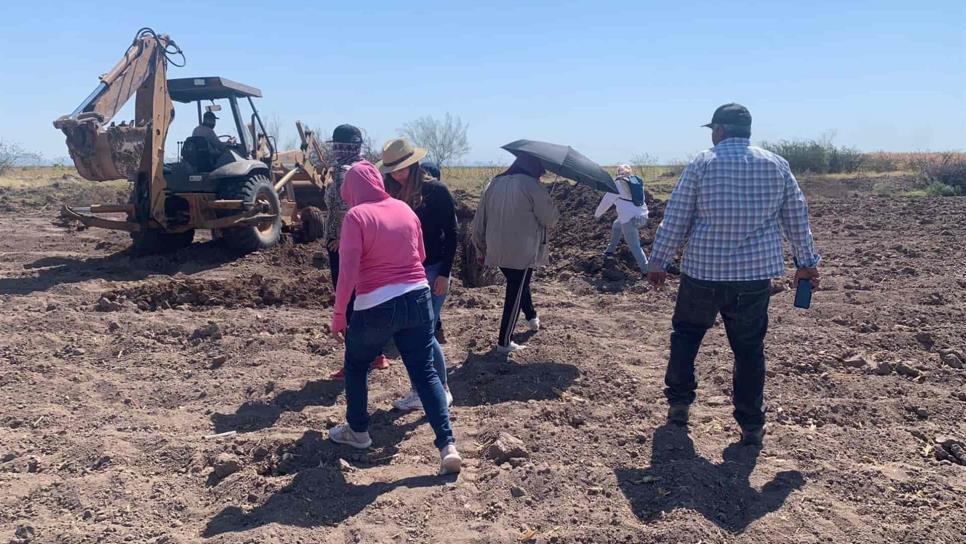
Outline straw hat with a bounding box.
[377,138,427,174]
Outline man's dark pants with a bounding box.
[665,274,772,430]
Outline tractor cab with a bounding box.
[165,77,275,192]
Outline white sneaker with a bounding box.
[528,316,541,332]
[328,424,372,449]
[393,390,423,411]
[496,342,525,354]
[439,444,462,475]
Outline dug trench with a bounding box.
[0,181,964,543]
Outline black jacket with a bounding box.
[416,180,458,277]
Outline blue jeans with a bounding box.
[665,275,771,429]
[344,288,454,449]
[606,219,649,273]
[423,262,448,386]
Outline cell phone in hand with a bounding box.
[794,279,813,309]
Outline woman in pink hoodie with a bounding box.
[328,161,461,475]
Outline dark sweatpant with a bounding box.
[498,267,536,347]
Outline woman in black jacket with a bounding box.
[379,139,457,411]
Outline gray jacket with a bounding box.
[471,173,561,269]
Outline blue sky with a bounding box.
[0,0,963,165]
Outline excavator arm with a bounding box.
[53,28,182,225]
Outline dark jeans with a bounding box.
[665,274,771,429]
[498,267,536,347]
[344,288,454,449]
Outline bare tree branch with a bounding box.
[399,113,470,167]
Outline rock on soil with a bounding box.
[211,453,242,478]
[485,432,530,465]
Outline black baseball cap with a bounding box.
[203,111,218,121]
[703,103,752,128]
[330,124,363,144]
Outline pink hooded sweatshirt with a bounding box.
[331,161,428,333]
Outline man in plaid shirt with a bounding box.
[648,103,821,446]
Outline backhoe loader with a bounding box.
[53,27,328,253]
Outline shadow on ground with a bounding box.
[210,379,345,434]
[447,350,579,406]
[0,241,240,295]
[202,430,455,536]
[615,424,804,533]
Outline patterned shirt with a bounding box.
[323,161,358,243]
[649,138,820,281]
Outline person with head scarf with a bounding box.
[595,164,650,274]
[324,124,390,379]
[328,161,461,475]
[471,155,560,353]
[379,140,457,412]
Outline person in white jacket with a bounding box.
[595,164,650,274]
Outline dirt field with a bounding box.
[1,172,964,543]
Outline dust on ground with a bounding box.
[0,173,964,544]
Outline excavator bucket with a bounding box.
[53,116,147,181]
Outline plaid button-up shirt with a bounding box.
[649,138,820,281]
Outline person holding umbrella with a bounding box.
[471,154,560,353]
[379,139,457,411]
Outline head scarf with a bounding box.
[501,155,546,179]
[332,142,363,167]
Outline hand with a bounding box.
[327,238,339,252]
[648,271,667,289]
[794,267,821,289]
[331,314,347,342]
[433,275,450,296]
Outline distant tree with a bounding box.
[628,152,657,179]
[361,129,382,163]
[400,113,470,167]
[0,140,40,175]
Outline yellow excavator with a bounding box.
[53,28,328,252]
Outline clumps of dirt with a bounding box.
[99,273,332,311]
[546,183,665,281]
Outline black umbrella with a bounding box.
[502,139,617,193]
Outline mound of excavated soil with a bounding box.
[453,183,667,289]
[99,273,332,311]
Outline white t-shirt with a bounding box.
[353,280,429,312]
[595,176,648,224]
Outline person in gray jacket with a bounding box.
[471,155,561,353]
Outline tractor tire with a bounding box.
[217,174,282,252]
[298,206,326,242]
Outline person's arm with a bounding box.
[331,214,363,336]
[595,193,617,219]
[648,161,700,274]
[323,176,346,249]
[531,178,560,229]
[471,182,490,252]
[435,185,459,278]
[778,166,821,284]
